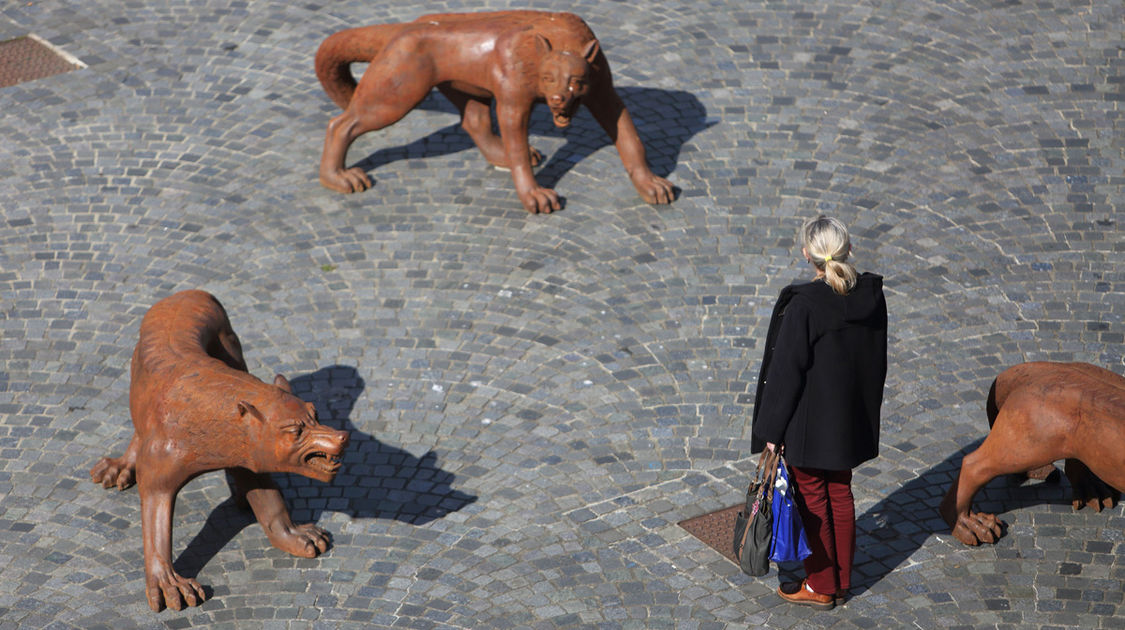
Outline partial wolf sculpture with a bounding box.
[90,290,349,611]
[940,362,1123,545]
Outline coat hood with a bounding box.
[842,273,884,322]
[786,272,885,329]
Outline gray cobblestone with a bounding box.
[1,0,1123,627]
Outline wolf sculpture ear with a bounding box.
[273,374,293,393]
[237,400,263,422]
[534,33,553,55]
[582,39,600,64]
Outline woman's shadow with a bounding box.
[776,439,1072,596]
[350,86,717,202]
[172,365,476,579]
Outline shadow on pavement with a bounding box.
[172,364,476,580]
[350,86,715,196]
[811,439,1072,598]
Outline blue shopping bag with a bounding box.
[769,457,812,563]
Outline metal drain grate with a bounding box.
[0,34,85,88]
[678,504,743,564]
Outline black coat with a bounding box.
[750,273,887,470]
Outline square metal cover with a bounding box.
[0,34,85,88]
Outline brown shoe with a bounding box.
[835,589,848,606]
[777,580,835,610]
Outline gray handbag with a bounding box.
[732,449,778,576]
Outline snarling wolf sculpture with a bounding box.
[315,10,675,213]
[940,362,1123,545]
[90,290,349,611]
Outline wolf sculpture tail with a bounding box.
[314,23,406,109]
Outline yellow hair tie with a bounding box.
[823,254,833,262]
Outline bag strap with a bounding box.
[749,448,780,496]
[763,449,779,497]
[740,448,779,544]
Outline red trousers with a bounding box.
[789,466,855,595]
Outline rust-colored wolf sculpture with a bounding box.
[940,362,1123,545]
[90,290,349,611]
[315,10,675,213]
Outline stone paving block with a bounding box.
[1,0,1123,627]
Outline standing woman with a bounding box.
[751,215,887,609]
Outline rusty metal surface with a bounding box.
[678,504,743,564]
[0,36,80,88]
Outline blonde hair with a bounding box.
[801,215,857,295]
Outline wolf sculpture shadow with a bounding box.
[169,365,477,600]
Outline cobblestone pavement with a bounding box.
[1,1,1123,628]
